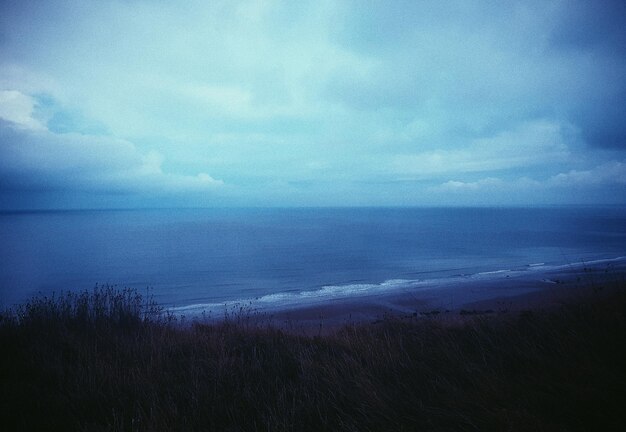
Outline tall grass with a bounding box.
[11,285,164,329]
[1,284,625,431]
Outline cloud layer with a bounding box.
[0,90,223,206]
[0,0,625,207]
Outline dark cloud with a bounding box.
[573,90,626,150]
[0,120,223,197]
[1,1,625,207]
[545,1,626,150]
[0,120,139,192]
[549,0,626,55]
[328,1,626,152]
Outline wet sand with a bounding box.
[256,258,626,333]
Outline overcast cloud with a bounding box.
[0,0,625,208]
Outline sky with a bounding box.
[0,0,625,208]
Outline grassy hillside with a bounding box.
[1,284,625,431]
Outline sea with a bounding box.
[1,207,625,313]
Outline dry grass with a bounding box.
[1,284,625,431]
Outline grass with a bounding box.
[1,283,625,431]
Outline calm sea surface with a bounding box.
[1,207,625,309]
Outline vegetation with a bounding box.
[1,284,625,431]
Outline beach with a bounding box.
[3,264,625,431]
[3,207,626,312]
[187,257,626,333]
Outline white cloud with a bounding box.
[432,161,626,203]
[0,90,45,130]
[392,119,571,177]
[0,1,625,206]
[137,151,164,176]
[195,172,224,186]
[0,104,224,195]
[547,161,626,187]
[437,177,504,192]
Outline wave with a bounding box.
[170,278,422,316]
[169,256,626,317]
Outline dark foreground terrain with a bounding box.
[1,283,625,432]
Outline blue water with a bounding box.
[1,207,625,309]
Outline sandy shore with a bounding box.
[243,258,626,332]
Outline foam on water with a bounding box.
[169,258,624,317]
[2,208,625,310]
[170,278,421,316]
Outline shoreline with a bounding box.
[3,264,625,430]
[176,256,626,332]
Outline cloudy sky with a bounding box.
[0,0,625,208]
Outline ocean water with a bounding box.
[1,207,625,311]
